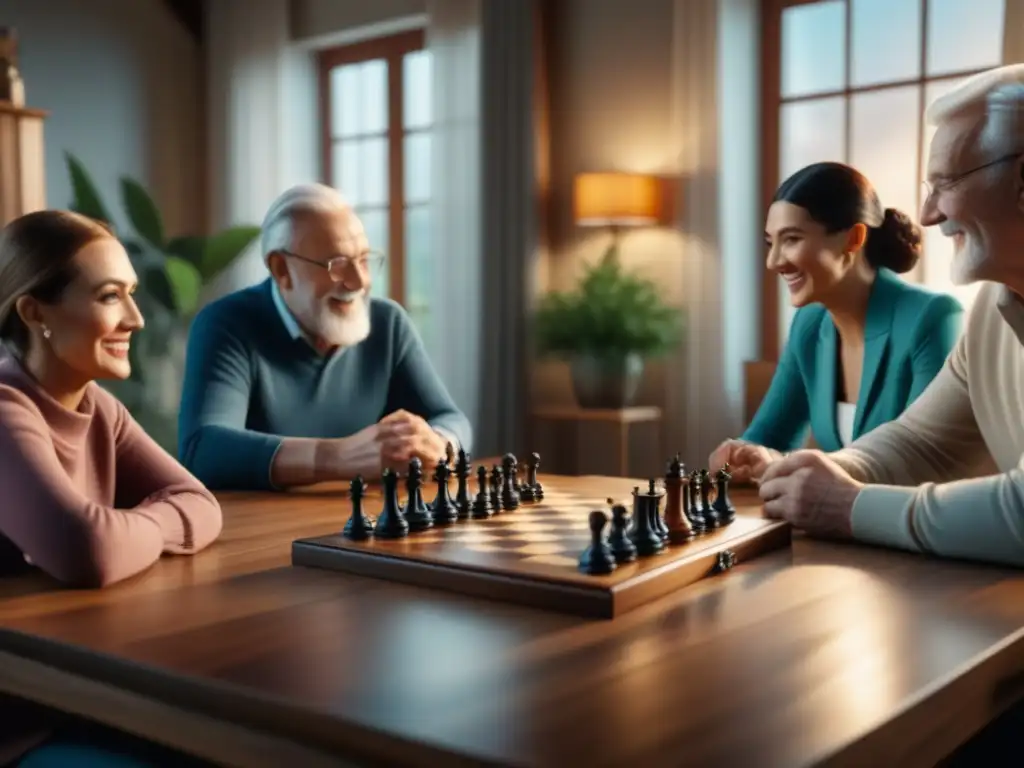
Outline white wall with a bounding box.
[2,0,203,237]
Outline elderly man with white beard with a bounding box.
[177,184,471,491]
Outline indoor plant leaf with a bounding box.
[120,178,165,250]
[164,256,203,315]
[166,236,205,269]
[65,152,112,225]
[200,226,261,280]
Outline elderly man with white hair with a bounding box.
[177,183,471,490]
[717,63,1024,566]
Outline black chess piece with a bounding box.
[607,500,637,563]
[454,449,472,520]
[342,475,375,540]
[700,469,720,528]
[627,482,665,557]
[682,474,706,534]
[519,451,544,501]
[712,463,736,525]
[402,457,434,532]
[689,469,709,529]
[500,453,521,510]
[489,465,503,511]
[430,460,459,525]
[578,509,617,575]
[374,468,409,538]
[646,477,669,541]
[471,465,494,518]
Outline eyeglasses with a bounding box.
[922,151,1022,200]
[278,249,386,282]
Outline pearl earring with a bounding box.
[42,326,51,339]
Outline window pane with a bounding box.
[778,96,846,344]
[779,97,846,181]
[359,206,390,299]
[851,0,922,86]
[920,77,983,310]
[850,85,922,239]
[926,0,1004,77]
[403,50,433,130]
[332,141,361,205]
[405,205,433,347]
[361,59,388,134]
[330,65,361,139]
[781,0,846,98]
[361,136,389,207]
[404,132,431,204]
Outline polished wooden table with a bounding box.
[0,476,1023,767]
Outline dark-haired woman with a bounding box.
[0,210,222,766]
[709,162,963,483]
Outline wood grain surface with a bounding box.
[0,474,1023,767]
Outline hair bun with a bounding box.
[865,207,922,274]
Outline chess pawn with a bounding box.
[700,469,720,528]
[454,450,472,520]
[627,484,665,557]
[342,475,375,540]
[471,465,494,518]
[712,463,736,525]
[607,500,637,563]
[578,509,617,575]
[689,469,709,529]
[489,465,503,512]
[374,468,409,538]
[662,464,694,545]
[520,451,544,500]
[500,453,521,510]
[403,457,434,532]
[430,460,459,525]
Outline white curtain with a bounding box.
[204,0,319,300]
[426,0,484,446]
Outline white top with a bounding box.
[836,402,856,446]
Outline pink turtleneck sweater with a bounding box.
[0,354,222,587]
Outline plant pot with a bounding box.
[570,353,645,409]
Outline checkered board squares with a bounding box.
[291,483,792,619]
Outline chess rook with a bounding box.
[627,483,665,557]
[578,509,617,575]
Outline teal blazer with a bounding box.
[742,269,964,453]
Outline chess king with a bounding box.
[177,183,471,490]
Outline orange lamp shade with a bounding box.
[573,172,663,226]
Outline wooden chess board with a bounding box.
[292,474,791,618]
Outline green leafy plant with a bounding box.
[533,245,683,360]
[64,151,260,445]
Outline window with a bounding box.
[762,0,1006,355]
[318,31,435,347]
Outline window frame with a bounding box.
[759,0,999,361]
[317,29,426,307]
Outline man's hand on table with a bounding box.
[757,450,863,539]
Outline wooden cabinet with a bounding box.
[0,103,46,226]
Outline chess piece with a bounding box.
[500,453,521,510]
[430,460,459,525]
[403,457,434,532]
[663,457,694,544]
[578,510,617,575]
[712,463,736,525]
[374,468,409,538]
[342,475,375,540]
[682,475,706,535]
[607,500,637,563]
[689,469,709,529]
[645,478,669,541]
[455,449,472,520]
[472,465,494,518]
[489,465,503,511]
[445,441,456,468]
[700,469,720,528]
[627,482,665,557]
[519,451,544,501]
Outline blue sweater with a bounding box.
[177,278,472,490]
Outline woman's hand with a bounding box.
[707,439,784,485]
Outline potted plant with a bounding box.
[64,152,261,448]
[533,245,683,409]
